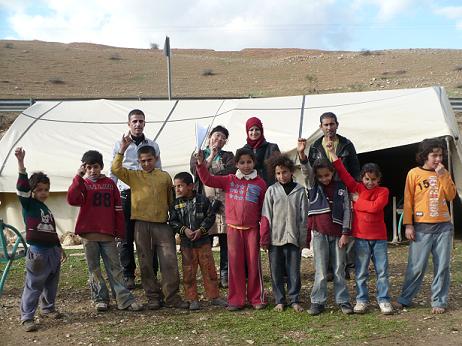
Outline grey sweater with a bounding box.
[260,182,308,248]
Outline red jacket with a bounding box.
[333,160,389,240]
[196,164,266,228]
[67,175,125,238]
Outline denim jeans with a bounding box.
[398,224,453,308]
[210,234,228,279]
[310,231,350,305]
[83,239,135,309]
[268,243,301,305]
[354,238,390,303]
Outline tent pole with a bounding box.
[445,136,454,225]
[392,196,398,243]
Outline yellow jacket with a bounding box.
[403,167,456,225]
[111,154,173,223]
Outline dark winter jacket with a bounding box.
[308,134,360,180]
[168,193,219,248]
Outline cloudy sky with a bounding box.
[0,0,461,51]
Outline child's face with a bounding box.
[209,131,227,150]
[362,172,380,190]
[316,167,334,186]
[424,148,443,170]
[275,165,292,184]
[248,126,262,141]
[236,154,255,175]
[85,163,103,179]
[33,182,50,202]
[174,179,194,198]
[138,153,157,172]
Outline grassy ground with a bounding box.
[1,241,462,345]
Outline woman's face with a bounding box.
[248,125,262,141]
[209,131,227,150]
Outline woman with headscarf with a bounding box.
[190,125,235,288]
[242,117,280,185]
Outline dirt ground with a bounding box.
[1,242,462,345]
[0,40,461,100]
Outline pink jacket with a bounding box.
[196,164,266,228]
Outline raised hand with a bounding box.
[77,164,86,177]
[119,133,133,154]
[435,163,447,176]
[15,147,26,171]
[195,150,205,165]
[297,138,307,161]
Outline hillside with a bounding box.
[1,40,462,99]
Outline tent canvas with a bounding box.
[0,86,461,235]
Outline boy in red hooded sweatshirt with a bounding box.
[67,150,142,312]
[196,147,267,311]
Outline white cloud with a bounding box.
[2,0,359,50]
[434,5,462,31]
[352,0,417,21]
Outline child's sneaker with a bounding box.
[379,302,394,315]
[308,303,325,316]
[354,302,368,314]
[21,319,37,332]
[126,302,143,311]
[189,300,200,311]
[210,298,228,307]
[339,303,354,315]
[96,302,108,312]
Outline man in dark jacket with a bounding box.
[307,112,361,280]
[308,112,360,180]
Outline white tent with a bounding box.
[1,86,461,234]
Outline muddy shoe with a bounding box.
[96,302,108,312]
[308,303,325,316]
[21,319,37,332]
[147,300,161,310]
[126,302,144,311]
[189,300,200,311]
[339,303,354,315]
[39,310,63,319]
[211,298,228,307]
[173,300,190,309]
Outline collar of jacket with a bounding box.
[236,169,258,180]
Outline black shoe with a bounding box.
[339,302,354,315]
[308,303,325,316]
[220,277,228,289]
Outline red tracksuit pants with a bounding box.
[227,226,266,308]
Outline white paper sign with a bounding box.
[195,123,208,151]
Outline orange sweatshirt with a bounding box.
[403,167,456,225]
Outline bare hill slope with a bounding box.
[1,40,462,99]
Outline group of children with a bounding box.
[14,124,456,331]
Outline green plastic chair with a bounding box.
[0,219,27,297]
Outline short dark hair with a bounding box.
[267,153,295,174]
[235,148,256,163]
[313,158,335,174]
[360,163,382,179]
[81,150,104,168]
[174,172,194,185]
[128,109,145,121]
[137,145,157,158]
[29,172,50,191]
[320,112,338,125]
[416,138,446,165]
[210,125,229,139]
